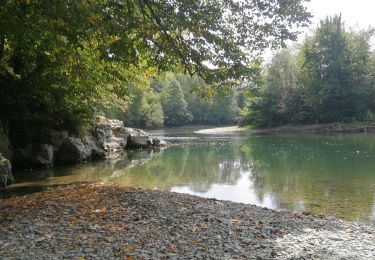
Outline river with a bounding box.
[7,126,375,225]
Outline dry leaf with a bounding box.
[70,216,77,227]
[166,245,176,253]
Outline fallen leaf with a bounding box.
[115,249,124,257]
[70,216,77,227]
[166,245,176,253]
[124,244,136,253]
[192,238,203,244]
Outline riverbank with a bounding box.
[255,122,375,134]
[1,184,374,259]
[196,122,375,135]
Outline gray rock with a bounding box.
[92,116,129,152]
[56,137,105,165]
[12,143,54,168]
[82,136,106,160]
[29,143,54,168]
[152,138,161,146]
[57,137,88,164]
[0,154,13,191]
[48,130,69,149]
[152,138,169,148]
[126,128,153,148]
[0,120,12,158]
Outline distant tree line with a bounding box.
[240,15,375,127]
[104,73,243,128]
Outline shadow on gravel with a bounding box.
[0,181,93,199]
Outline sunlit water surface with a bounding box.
[8,127,375,225]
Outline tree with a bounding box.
[240,48,305,127]
[301,15,375,122]
[0,0,311,145]
[161,77,192,126]
[241,15,375,127]
[172,73,240,125]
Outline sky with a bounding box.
[266,0,375,60]
[304,0,375,33]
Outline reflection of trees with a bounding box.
[21,150,157,186]
[112,142,251,193]
[242,134,375,222]
[16,134,375,223]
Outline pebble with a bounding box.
[1,184,374,259]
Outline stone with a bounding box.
[152,138,161,146]
[29,143,54,168]
[0,120,12,159]
[48,130,69,149]
[56,137,89,164]
[92,116,129,152]
[12,143,54,169]
[126,128,153,149]
[346,128,364,133]
[0,154,13,191]
[56,137,105,165]
[82,136,106,160]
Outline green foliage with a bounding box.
[301,15,375,122]
[161,77,193,126]
[241,48,306,127]
[177,74,240,125]
[241,15,375,127]
[0,0,310,144]
[105,73,242,128]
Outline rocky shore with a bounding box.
[195,123,375,135]
[255,122,375,134]
[1,184,374,259]
[0,116,167,191]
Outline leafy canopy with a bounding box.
[240,15,375,127]
[0,0,311,143]
[1,0,311,86]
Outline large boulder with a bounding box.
[56,136,105,165]
[125,128,153,148]
[0,120,12,159]
[92,116,129,153]
[29,143,54,168]
[12,143,54,169]
[48,130,69,150]
[0,154,13,191]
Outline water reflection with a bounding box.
[8,130,375,224]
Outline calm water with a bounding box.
[8,127,375,224]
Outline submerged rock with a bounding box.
[0,154,13,191]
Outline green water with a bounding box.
[8,128,375,224]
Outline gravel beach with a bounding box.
[1,184,374,259]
